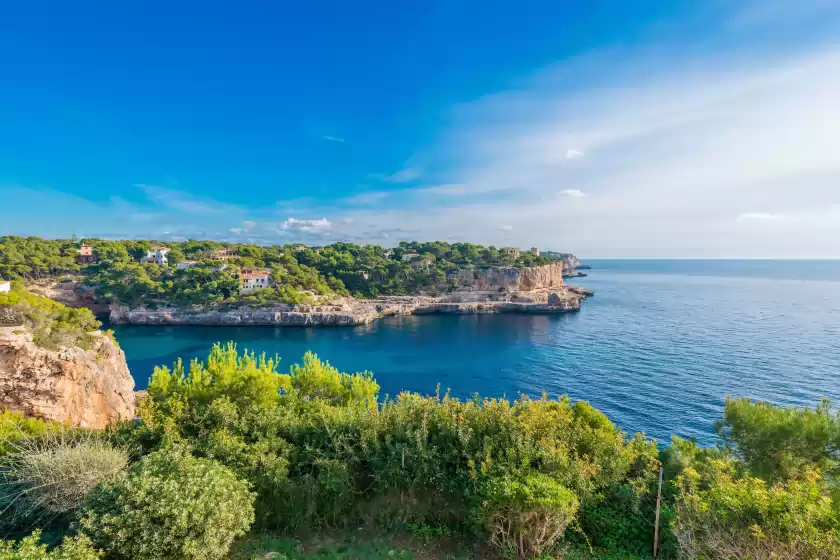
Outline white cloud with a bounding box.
[322,135,345,143]
[280,217,332,232]
[736,212,783,221]
[565,149,585,159]
[499,225,514,231]
[384,166,422,183]
[371,41,840,256]
[229,228,243,233]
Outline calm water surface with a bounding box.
[109,260,840,446]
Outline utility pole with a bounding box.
[653,466,664,558]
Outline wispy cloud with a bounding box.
[344,191,389,205]
[322,135,345,143]
[137,184,242,215]
[736,212,783,221]
[384,166,422,183]
[565,149,585,159]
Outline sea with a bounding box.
[107,260,840,446]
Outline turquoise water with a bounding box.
[109,260,840,446]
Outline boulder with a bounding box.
[0,327,135,428]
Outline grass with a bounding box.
[230,531,475,560]
[229,531,651,560]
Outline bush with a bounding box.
[0,286,100,350]
[718,397,840,480]
[672,459,840,560]
[79,448,255,560]
[0,411,59,457]
[478,472,579,558]
[0,529,101,560]
[0,431,128,526]
[148,342,283,409]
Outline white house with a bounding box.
[239,268,271,291]
[176,261,198,270]
[143,246,170,266]
[401,252,419,262]
[0,280,10,293]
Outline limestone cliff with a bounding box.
[449,263,566,291]
[0,327,135,428]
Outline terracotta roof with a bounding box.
[239,268,270,279]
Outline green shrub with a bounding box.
[478,472,579,558]
[672,459,840,560]
[0,286,100,350]
[0,431,128,526]
[0,411,59,457]
[718,397,840,480]
[282,351,379,409]
[148,342,283,409]
[0,529,101,560]
[79,448,255,560]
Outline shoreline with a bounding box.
[108,287,593,327]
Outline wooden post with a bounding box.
[653,466,664,558]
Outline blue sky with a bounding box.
[2,0,840,257]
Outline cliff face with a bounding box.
[0,327,135,428]
[450,263,566,291]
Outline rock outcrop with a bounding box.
[0,327,135,428]
[110,284,592,327]
[449,263,566,291]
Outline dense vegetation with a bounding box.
[0,283,102,350]
[0,236,556,306]
[2,345,839,559]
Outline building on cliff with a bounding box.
[0,280,10,293]
[530,246,540,257]
[503,247,521,259]
[239,268,271,291]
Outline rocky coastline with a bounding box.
[109,285,593,327]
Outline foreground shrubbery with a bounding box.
[2,343,840,558]
[79,448,254,560]
[0,432,128,527]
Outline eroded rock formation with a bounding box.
[448,263,567,291]
[0,327,135,428]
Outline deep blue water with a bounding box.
[109,260,840,446]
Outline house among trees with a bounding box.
[239,268,271,291]
[142,245,170,266]
[211,248,238,260]
[0,279,10,293]
[530,246,540,257]
[77,243,95,264]
[176,261,198,270]
[503,247,521,259]
[401,252,419,262]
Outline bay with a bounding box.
[108,259,840,446]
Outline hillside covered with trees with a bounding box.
[0,236,556,307]
[1,344,838,559]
